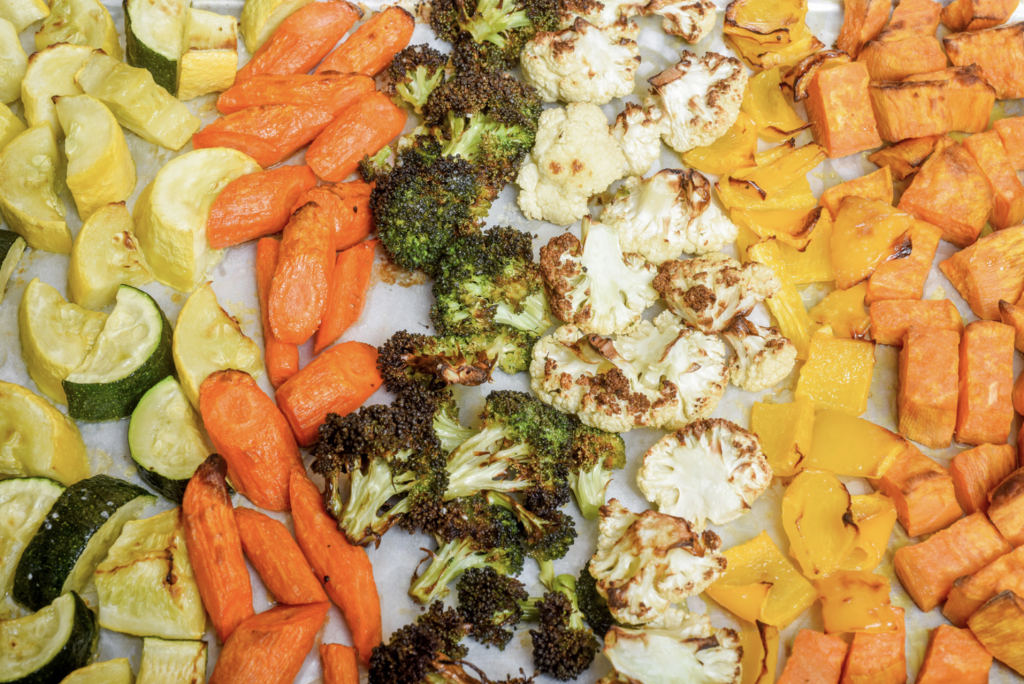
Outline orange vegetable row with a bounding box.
[777,613,907,684]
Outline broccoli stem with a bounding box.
[410,537,501,604]
[434,409,479,453]
[396,67,446,113]
[493,292,549,336]
[340,454,418,544]
[567,462,612,520]
[457,0,532,47]
[445,426,530,499]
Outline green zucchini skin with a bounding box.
[3,592,98,684]
[136,465,189,504]
[0,229,25,303]
[123,0,178,95]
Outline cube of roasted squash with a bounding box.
[869,299,964,346]
[898,137,994,248]
[750,398,814,477]
[898,326,959,449]
[836,0,892,58]
[956,320,1015,446]
[916,625,993,684]
[832,198,916,290]
[967,590,1024,675]
[840,607,907,684]
[868,136,941,180]
[869,80,949,143]
[940,227,1024,319]
[951,444,1018,515]
[817,570,902,633]
[805,61,882,159]
[808,410,907,478]
[905,66,996,134]
[942,0,1018,31]
[866,220,943,303]
[945,22,1024,99]
[858,35,949,81]
[944,545,1024,627]
[995,116,1024,170]
[963,130,1024,230]
[842,493,899,572]
[795,330,875,416]
[884,0,942,38]
[871,441,964,537]
[999,299,1024,352]
[989,468,1024,547]
[820,165,894,220]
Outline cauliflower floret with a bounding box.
[638,419,772,530]
[517,103,627,226]
[540,218,658,335]
[601,169,739,264]
[558,0,646,39]
[601,613,742,684]
[642,0,716,42]
[611,103,663,177]
[653,252,781,333]
[522,19,641,105]
[589,499,726,627]
[723,317,797,392]
[646,50,747,154]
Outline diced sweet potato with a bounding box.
[794,330,876,416]
[945,23,1024,99]
[898,137,994,248]
[837,0,893,58]
[988,468,1024,547]
[778,630,848,684]
[898,327,959,449]
[951,444,1018,515]
[866,221,942,303]
[884,0,942,38]
[940,227,1024,319]
[868,136,941,180]
[1015,365,1024,413]
[967,591,1024,675]
[904,66,996,134]
[820,166,894,220]
[963,130,1024,230]
[944,545,1024,626]
[839,607,906,684]
[942,0,1019,31]
[869,299,964,346]
[995,116,1024,170]
[999,299,1024,352]
[832,198,915,290]
[871,442,963,537]
[858,35,948,81]
[915,625,993,684]
[956,320,1015,446]
[869,80,949,142]
[805,62,882,159]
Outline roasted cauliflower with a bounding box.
[642,0,716,42]
[539,217,657,335]
[558,0,646,39]
[601,169,738,263]
[611,103,663,177]
[589,499,726,627]
[646,51,747,154]
[723,317,797,392]
[637,419,772,530]
[652,252,781,333]
[516,103,627,225]
[522,19,641,105]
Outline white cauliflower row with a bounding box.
[556,0,717,42]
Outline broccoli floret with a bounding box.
[431,0,562,72]
[369,601,469,684]
[425,68,542,137]
[388,44,449,113]
[419,601,470,660]
[576,563,615,639]
[359,145,394,183]
[567,423,626,520]
[432,393,478,453]
[456,566,529,649]
[488,491,577,561]
[517,563,598,680]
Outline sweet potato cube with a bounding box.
[817,571,902,634]
[866,221,942,303]
[750,398,814,477]
[820,165,894,219]
[808,282,871,339]
[916,625,993,684]
[858,35,948,81]
[884,0,942,38]
[951,444,1018,515]
[869,80,949,143]
[956,320,1015,445]
[942,0,1019,31]
[871,442,963,537]
[778,630,848,684]
[944,545,1024,626]
[868,136,941,180]
[999,300,1024,352]
[895,512,1011,611]
[808,410,907,478]
[945,23,1024,99]
[967,591,1024,675]
[837,0,892,58]
[940,227,1024,319]
[869,299,964,346]
[794,330,876,416]
[839,607,906,684]
[832,198,918,290]
[898,137,994,248]
[988,468,1024,547]
[963,130,1024,230]
[898,327,959,449]
[805,62,882,159]
[994,116,1024,170]
[905,66,996,134]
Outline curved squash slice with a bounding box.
[0,123,71,253]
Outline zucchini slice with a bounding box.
[95,508,205,639]
[0,229,26,304]
[0,478,64,603]
[172,282,263,408]
[0,19,28,105]
[55,94,136,220]
[13,475,155,612]
[136,638,207,684]
[0,381,90,485]
[19,278,107,405]
[63,285,174,421]
[240,0,313,53]
[128,377,212,502]
[35,0,122,59]
[0,102,27,150]
[0,592,98,684]
[74,51,200,151]
[68,202,153,311]
[134,148,260,292]
[0,0,50,33]
[124,0,189,95]
[177,8,238,101]
[21,43,91,136]
[58,658,134,684]
[0,123,71,254]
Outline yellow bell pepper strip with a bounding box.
[681,112,758,176]
[731,206,828,251]
[741,67,810,142]
[841,493,898,572]
[794,329,875,415]
[808,281,871,339]
[750,398,814,477]
[782,471,859,579]
[806,409,905,478]
[817,571,903,634]
[739,621,780,684]
[745,237,818,359]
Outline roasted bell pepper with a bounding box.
[816,570,902,633]
[807,410,905,478]
[841,493,898,572]
[739,622,779,684]
[819,165,893,220]
[867,135,941,181]
[808,282,871,339]
[741,67,809,142]
[831,197,918,290]
[794,329,875,416]
[681,112,758,176]
[750,398,814,477]
[782,471,859,579]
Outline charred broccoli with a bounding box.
[489,491,577,561]
[522,564,598,681]
[368,601,468,684]
[388,44,449,113]
[567,423,626,520]
[576,563,615,638]
[431,0,562,72]
[456,566,529,649]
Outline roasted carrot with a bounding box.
[944,545,1024,626]
[956,320,1015,446]
[199,370,303,511]
[208,165,317,248]
[315,6,414,76]
[916,624,993,684]
[192,105,336,169]
[868,299,964,346]
[275,341,382,446]
[236,1,360,82]
[320,644,359,684]
[217,72,375,116]
[898,326,959,449]
[314,240,376,355]
[182,455,254,643]
[234,507,328,605]
[894,512,1011,612]
[995,116,1024,171]
[290,468,382,666]
[988,468,1024,547]
[292,181,374,252]
[268,201,335,345]
[950,444,1017,515]
[871,442,963,537]
[777,629,848,684]
[839,607,906,684]
[256,238,299,389]
[865,221,942,304]
[306,91,407,182]
[209,602,330,684]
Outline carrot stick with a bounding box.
[956,320,1015,446]
[292,182,374,252]
[208,602,330,684]
[192,105,336,169]
[268,201,335,345]
[950,444,1017,515]
[234,507,328,605]
[256,238,299,388]
[217,72,375,116]
[777,629,848,684]
[916,624,993,684]
[182,455,254,643]
[236,1,360,82]
[290,468,382,666]
[839,607,906,684]
[275,341,382,446]
[870,442,963,537]
[208,166,317,248]
[320,644,359,684]
[987,467,1024,547]
[314,240,376,355]
[306,91,407,183]
[315,6,414,76]
[198,370,304,511]
[944,545,1024,626]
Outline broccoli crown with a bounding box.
[419,601,470,660]
[456,566,529,650]
[431,0,562,72]
[388,44,449,113]
[529,590,598,681]
[369,602,470,684]
[487,491,577,561]
[576,563,615,639]
[483,390,575,462]
[570,423,627,473]
[425,69,542,133]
